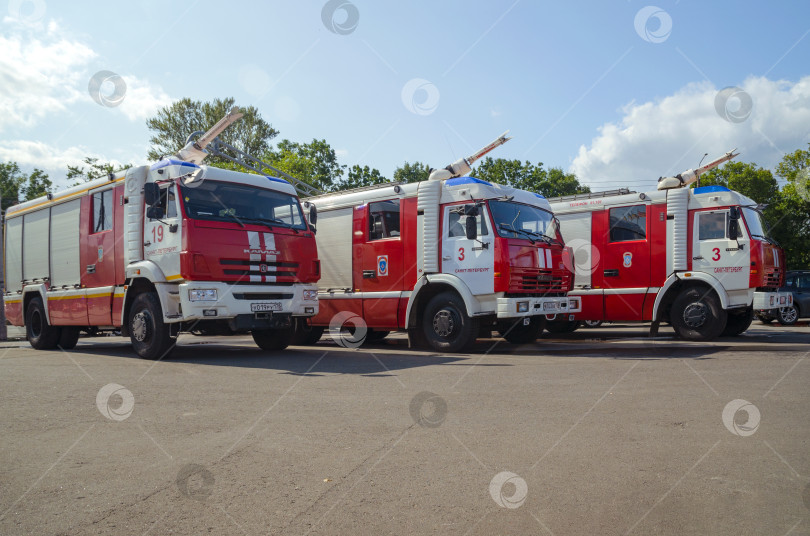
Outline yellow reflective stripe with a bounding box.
[166,274,184,281]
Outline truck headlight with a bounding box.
[517,301,529,313]
[188,289,218,301]
[303,289,318,300]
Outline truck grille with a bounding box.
[763,267,782,289]
[509,268,571,295]
[219,259,299,283]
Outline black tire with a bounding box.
[670,287,727,341]
[57,327,81,350]
[755,314,775,324]
[252,328,294,351]
[291,318,324,345]
[26,296,61,350]
[722,308,754,337]
[128,292,175,360]
[422,292,478,353]
[583,320,603,328]
[777,304,799,326]
[545,320,581,334]
[499,316,545,344]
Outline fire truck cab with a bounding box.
[302,174,581,352]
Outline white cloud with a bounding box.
[0,19,172,131]
[0,139,132,189]
[570,76,810,192]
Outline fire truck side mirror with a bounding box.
[309,204,317,226]
[143,183,160,206]
[465,216,478,240]
[728,207,740,239]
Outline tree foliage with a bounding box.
[263,139,347,192]
[0,162,53,212]
[146,97,278,165]
[66,157,132,186]
[393,161,430,184]
[339,165,388,190]
[470,157,590,198]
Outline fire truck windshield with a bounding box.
[179,180,307,230]
[742,207,772,242]
[489,200,557,242]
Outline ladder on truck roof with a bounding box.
[546,188,635,203]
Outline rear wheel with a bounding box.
[499,316,545,344]
[57,327,81,350]
[544,319,581,334]
[583,320,603,328]
[755,314,775,324]
[26,296,61,350]
[422,292,478,353]
[777,304,799,326]
[252,328,294,351]
[365,330,390,342]
[721,307,753,337]
[129,292,175,360]
[670,287,727,341]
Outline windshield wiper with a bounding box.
[240,217,300,232]
[499,223,539,244]
[540,233,563,246]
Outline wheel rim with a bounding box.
[683,302,708,328]
[780,306,798,323]
[432,309,456,338]
[131,310,151,342]
[30,310,43,338]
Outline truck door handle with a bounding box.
[603,269,619,277]
[144,241,152,247]
[692,256,704,260]
[442,255,451,260]
[362,270,376,279]
[86,264,96,274]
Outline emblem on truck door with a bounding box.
[377,255,389,276]
[623,252,632,267]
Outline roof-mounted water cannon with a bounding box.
[174,106,244,164]
[656,149,739,191]
[428,131,512,181]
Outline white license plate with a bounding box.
[543,302,559,311]
[251,302,282,312]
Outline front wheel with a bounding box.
[129,292,175,360]
[670,287,727,341]
[777,304,799,326]
[291,318,324,345]
[422,292,478,353]
[583,320,603,328]
[721,308,753,337]
[26,296,61,349]
[252,328,294,351]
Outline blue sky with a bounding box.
[2,0,809,193]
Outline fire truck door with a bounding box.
[144,184,182,281]
[600,204,651,320]
[82,187,118,325]
[357,200,404,329]
[440,204,494,295]
[691,210,748,291]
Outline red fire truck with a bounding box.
[3,109,320,358]
[298,134,581,352]
[547,151,791,340]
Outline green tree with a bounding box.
[66,157,132,186]
[393,161,430,183]
[338,165,388,190]
[0,162,53,212]
[696,161,779,205]
[146,97,277,165]
[774,144,810,269]
[263,139,345,192]
[471,157,590,198]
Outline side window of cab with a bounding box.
[149,185,178,220]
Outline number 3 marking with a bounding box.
[458,247,465,261]
[712,248,721,261]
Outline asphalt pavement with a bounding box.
[1,323,808,535]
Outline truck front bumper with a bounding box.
[753,290,793,312]
[496,296,582,319]
[176,282,319,322]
